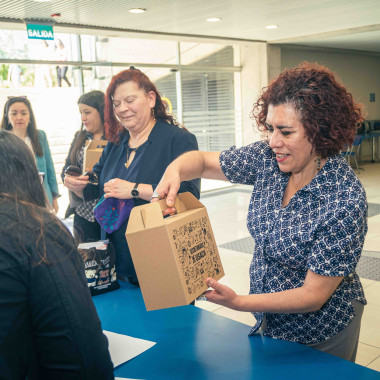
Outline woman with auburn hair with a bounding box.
[64,67,200,285]
[1,96,60,213]
[0,131,113,379]
[154,62,367,362]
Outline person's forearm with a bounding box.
[169,151,225,181]
[136,184,153,201]
[235,287,326,314]
[168,151,207,182]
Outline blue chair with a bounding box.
[344,135,363,172]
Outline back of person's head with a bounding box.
[78,90,105,124]
[104,67,175,143]
[0,131,46,207]
[1,96,43,156]
[253,61,363,158]
[0,130,75,264]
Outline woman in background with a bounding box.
[62,90,105,243]
[1,96,59,213]
[0,130,113,379]
[64,67,200,285]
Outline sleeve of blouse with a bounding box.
[219,141,271,186]
[40,131,60,198]
[307,194,368,277]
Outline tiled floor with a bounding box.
[195,162,380,371]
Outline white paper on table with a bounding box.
[103,330,156,368]
[77,240,109,250]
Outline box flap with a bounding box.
[86,140,107,150]
[127,195,189,235]
[177,192,204,211]
[126,202,165,234]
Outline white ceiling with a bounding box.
[1,0,380,53]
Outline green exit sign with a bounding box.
[26,23,54,40]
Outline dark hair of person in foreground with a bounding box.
[0,130,113,379]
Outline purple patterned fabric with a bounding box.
[94,196,134,234]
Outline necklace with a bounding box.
[124,118,156,169]
[124,143,139,169]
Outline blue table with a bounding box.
[94,282,380,380]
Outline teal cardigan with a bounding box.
[35,130,59,205]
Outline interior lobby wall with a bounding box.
[281,46,380,120]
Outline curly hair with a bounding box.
[252,62,364,158]
[104,67,176,143]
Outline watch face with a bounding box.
[131,188,139,197]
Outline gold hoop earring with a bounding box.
[316,156,321,172]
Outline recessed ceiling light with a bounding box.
[129,8,146,14]
[206,17,221,22]
[265,25,278,29]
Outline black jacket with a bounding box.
[0,199,114,379]
[83,119,201,283]
[84,119,200,203]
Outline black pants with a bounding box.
[73,213,101,244]
[56,66,71,87]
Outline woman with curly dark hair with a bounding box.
[154,62,367,362]
[64,67,200,285]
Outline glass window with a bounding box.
[86,37,177,65]
[180,43,234,66]
[181,71,235,151]
[0,27,240,193]
[0,28,78,62]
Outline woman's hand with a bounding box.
[152,166,181,208]
[204,278,241,310]
[64,175,89,198]
[104,178,133,199]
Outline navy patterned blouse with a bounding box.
[219,141,367,344]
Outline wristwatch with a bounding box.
[131,183,140,199]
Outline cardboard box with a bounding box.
[126,192,224,311]
[83,140,107,173]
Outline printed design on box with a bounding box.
[172,216,222,295]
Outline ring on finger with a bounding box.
[151,189,161,200]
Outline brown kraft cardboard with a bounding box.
[83,140,107,173]
[126,192,224,311]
